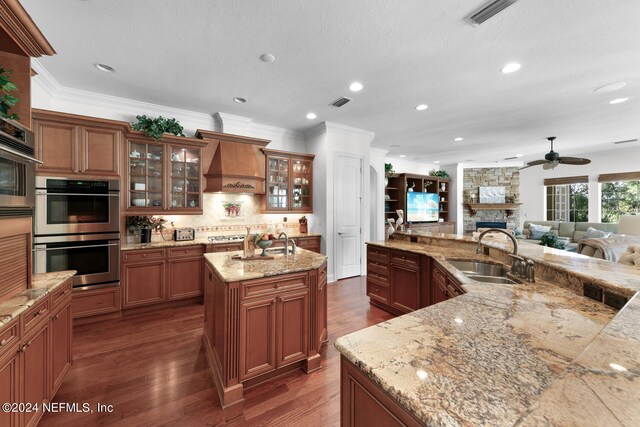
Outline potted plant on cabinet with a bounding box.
[126,215,166,243]
[0,68,20,120]
[131,115,185,141]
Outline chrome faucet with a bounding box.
[277,231,296,254]
[476,228,524,277]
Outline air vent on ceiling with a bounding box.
[612,139,638,145]
[465,0,519,26]
[329,96,351,108]
[504,156,519,160]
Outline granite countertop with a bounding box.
[336,236,640,426]
[121,232,321,251]
[0,270,76,329]
[204,248,327,282]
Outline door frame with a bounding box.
[333,152,364,280]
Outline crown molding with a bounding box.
[0,0,55,57]
[324,121,375,141]
[369,147,389,156]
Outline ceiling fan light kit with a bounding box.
[520,137,591,170]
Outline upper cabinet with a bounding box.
[125,133,206,214]
[33,110,123,178]
[263,149,314,213]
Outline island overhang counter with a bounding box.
[203,248,328,407]
[336,232,640,426]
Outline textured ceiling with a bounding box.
[21,0,640,164]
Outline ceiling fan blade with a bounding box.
[518,164,534,170]
[558,157,591,165]
[526,159,548,166]
[543,161,559,170]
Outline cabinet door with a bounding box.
[239,297,277,381]
[389,262,420,313]
[431,277,449,305]
[168,257,203,300]
[290,157,312,212]
[297,236,321,253]
[34,119,80,175]
[127,140,164,210]
[0,348,19,427]
[168,145,201,212]
[81,126,121,177]
[276,290,308,367]
[50,301,72,397]
[122,260,166,308]
[265,155,290,211]
[22,321,49,427]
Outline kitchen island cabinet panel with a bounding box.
[239,296,277,381]
[276,289,308,367]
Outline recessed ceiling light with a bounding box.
[515,154,523,157]
[306,112,317,120]
[415,104,428,111]
[501,63,521,73]
[233,97,247,104]
[94,63,115,73]
[454,137,464,142]
[399,155,406,158]
[609,97,629,104]
[594,82,626,93]
[259,53,276,63]
[433,161,440,164]
[349,82,363,92]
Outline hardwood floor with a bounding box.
[40,276,394,427]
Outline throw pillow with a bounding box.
[528,224,551,240]
[583,226,613,239]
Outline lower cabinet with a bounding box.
[0,318,20,427]
[316,261,328,350]
[122,259,166,308]
[366,245,465,315]
[50,300,72,397]
[22,319,49,427]
[167,246,205,300]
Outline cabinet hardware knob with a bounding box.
[0,339,6,347]
[143,254,147,257]
[275,283,280,288]
[36,309,46,316]
[53,314,60,320]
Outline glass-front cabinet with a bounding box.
[126,136,205,214]
[263,149,314,213]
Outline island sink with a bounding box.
[448,260,520,285]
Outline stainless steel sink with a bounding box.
[447,260,520,285]
[266,247,294,255]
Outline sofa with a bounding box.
[519,221,619,251]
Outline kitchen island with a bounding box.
[336,232,640,426]
[203,248,328,407]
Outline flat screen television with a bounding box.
[406,192,439,222]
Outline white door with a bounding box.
[335,154,362,279]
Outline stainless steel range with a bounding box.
[33,176,120,289]
[208,234,246,242]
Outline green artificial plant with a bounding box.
[385,163,394,174]
[126,215,166,232]
[0,68,20,120]
[538,232,565,250]
[429,169,450,179]
[131,115,185,140]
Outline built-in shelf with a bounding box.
[466,203,522,217]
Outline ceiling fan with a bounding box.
[519,137,591,170]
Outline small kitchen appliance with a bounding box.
[173,227,195,241]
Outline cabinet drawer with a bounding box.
[51,278,73,308]
[72,286,121,318]
[241,273,308,300]
[122,248,165,262]
[367,270,389,286]
[0,317,19,359]
[210,242,243,252]
[367,246,389,262]
[432,264,448,285]
[390,250,420,268]
[168,245,205,259]
[366,280,389,303]
[22,297,50,333]
[367,259,389,276]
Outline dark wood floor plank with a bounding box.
[39,276,393,426]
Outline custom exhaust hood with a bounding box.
[196,130,270,194]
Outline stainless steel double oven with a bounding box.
[33,177,120,289]
[0,118,37,216]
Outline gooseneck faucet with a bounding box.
[476,228,525,276]
[277,231,296,254]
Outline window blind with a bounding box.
[597,171,640,183]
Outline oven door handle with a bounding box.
[35,192,119,197]
[33,243,120,251]
[0,146,43,164]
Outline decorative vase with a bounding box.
[140,228,152,243]
[385,177,389,187]
[256,239,273,256]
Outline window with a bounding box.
[600,174,640,223]
[544,176,588,222]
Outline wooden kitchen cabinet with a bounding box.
[50,299,72,397]
[263,149,314,213]
[389,250,421,314]
[276,289,308,367]
[316,261,328,350]
[239,295,277,381]
[167,246,204,300]
[125,135,206,214]
[0,318,20,427]
[21,317,49,427]
[121,252,166,308]
[297,236,321,253]
[32,110,123,178]
[431,263,464,305]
